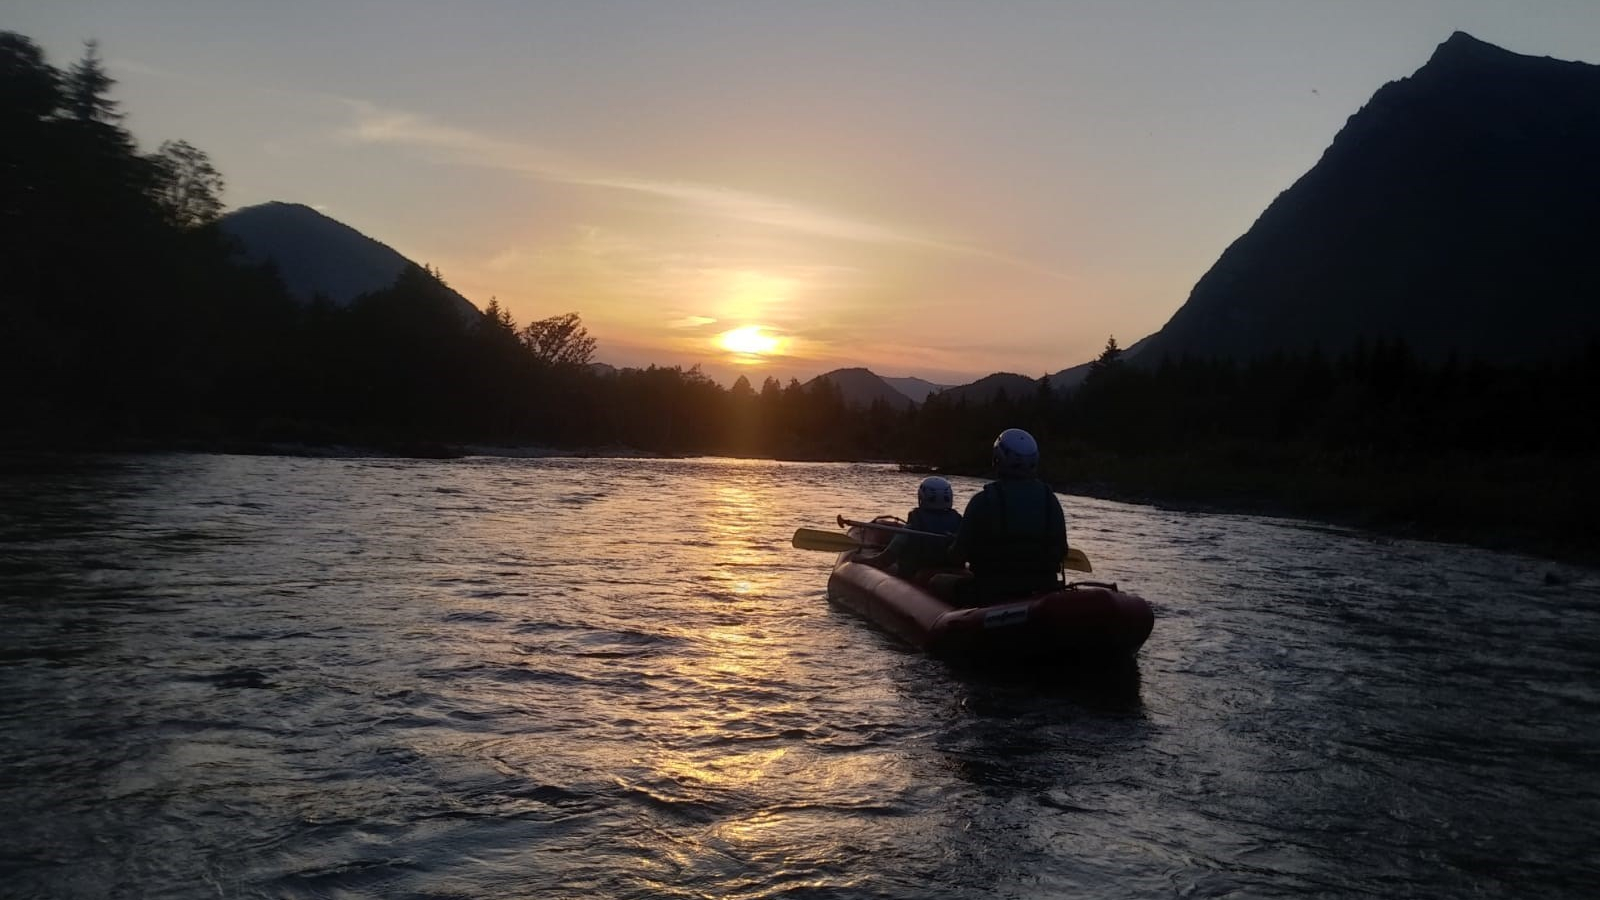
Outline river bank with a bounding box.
[909,453,1598,571]
[4,429,1592,569]
[1052,460,1598,570]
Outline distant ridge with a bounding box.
[935,372,1041,405]
[220,202,479,319]
[806,367,914,410]
[881,376,951,404]
[1130,31,1600,365]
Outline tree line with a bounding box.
[912,338,1598,558]
[4,32,1595,560]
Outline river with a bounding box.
[1,453,1595,898]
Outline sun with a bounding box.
[717,326,782,357]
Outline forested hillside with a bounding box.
[3,31,1595,562]
[1138,32,1600,364]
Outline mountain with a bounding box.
[935,372,1042,405]
[807,367,914,410]
[882,376,951,404]
[1131,32,1600,365]
[220,202,480,319]
[1045,335,1157,392]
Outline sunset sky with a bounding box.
[12,1,1600,386]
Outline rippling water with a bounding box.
[1,453,1596,898]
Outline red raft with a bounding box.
[826,523,1154,664]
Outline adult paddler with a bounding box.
[940,428,1068,605]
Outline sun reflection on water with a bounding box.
[701,480,777,598]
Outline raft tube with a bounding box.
[825,524,1154,663]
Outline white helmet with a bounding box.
[917,476,954,510]
[992,428,1039,477]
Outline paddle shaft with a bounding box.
[837,515,1091,573]
[836,516,950,540]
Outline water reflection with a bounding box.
[703,480,770,598]
[0,454,1595,899]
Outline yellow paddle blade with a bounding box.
[1065,547,1093,573]
[792,527,865,552]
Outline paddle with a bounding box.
[792,527,868,552]
[836,515,945,539]
[823,517,1093,573]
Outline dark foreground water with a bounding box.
[1,453,1596,899]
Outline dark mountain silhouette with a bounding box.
[220,201,479,319]
[1132,32,1600,365]
[1045,334,1156,392]
[882,376,951,404]
[1043,363,1090,393]
[936,372,1041,405]
[807,367,914,409]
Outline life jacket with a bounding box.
[907,507,962,536]
[898,507,962,578]
[966,479,1062,595]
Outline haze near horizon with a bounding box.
[11,1,1600,385]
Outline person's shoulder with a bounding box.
[1036,480,1066,515]
[963,484,999,515]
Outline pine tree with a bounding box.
[1088,336,1123,376]
[63,40,120,124]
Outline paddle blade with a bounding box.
[792,527,864,552]
[1064,547,1093,573]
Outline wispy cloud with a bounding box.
[336,100,1075,279]
[105,58,177,79]
[668,315,718,329]
[340,102,577,176]
[105,60,1074,282]
[340,101,930,244]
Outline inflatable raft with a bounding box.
[825,522,1154,664]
